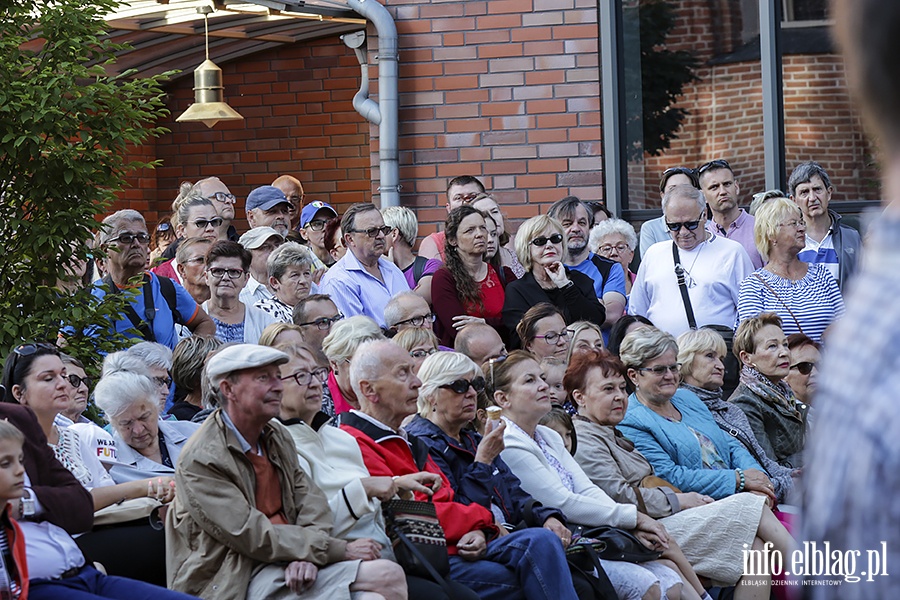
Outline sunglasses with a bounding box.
[790,361,816,375]
[348,225,392,238]
[666,210,705,232]
[531,233,563,247]
[68,374,93,389]
[440,376,486,394]
[191,217,224,229]
[107,232,151,246]
[697,159,731,176]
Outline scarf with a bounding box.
[739,365,801,418]
[680,383,725,408]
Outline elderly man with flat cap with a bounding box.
[167,344,405,600]
[238,226,285,307]
[247,186,293,237]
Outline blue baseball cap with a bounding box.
[300,201,338,228]
[246,186,290,212]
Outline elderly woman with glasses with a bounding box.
[728,314,810,470]
[255,241,317,324]
[616,327,777,505]
[502,215,605,348]
[392,327,440,374]
[590,219,639,297]
[202,240,277,344]
[676,328,796,504]
[431,206,516,347]
[488,350,707,600]
[736,197,844,342]
[568,349,794,596]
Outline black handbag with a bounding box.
[381,497,450,579]
[565,540,619,599]
[575,526,663,563]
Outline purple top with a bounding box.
[706,208,765,269]
[402,258,442,289]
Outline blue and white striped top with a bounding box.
[736,264,845,342]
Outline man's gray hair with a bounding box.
[101,350,154,379]
[384,291,425,329]
[100,209,146,245]
[348,339,396,403]
[321,316,385,363]
[127,341,173,372]
[267,241,315,280]
[661,184,705,213]
[94,371,159,419]
[787,161,832,197]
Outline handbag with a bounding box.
[92,497,162,527]
[575,526,663,563]
[381,498,450,579]
[565,540,618,600]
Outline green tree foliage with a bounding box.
[625,0,699,160]
[0,0,170,383]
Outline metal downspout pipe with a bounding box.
[344,0,400,208]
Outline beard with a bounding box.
[567,239,587,257]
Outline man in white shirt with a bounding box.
[629,185,753,337]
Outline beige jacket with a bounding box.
[166,409,347,599]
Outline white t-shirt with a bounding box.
[629,236,753,337]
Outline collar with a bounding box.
[341,410,431,470]
[220,409,260,454]
[278,412,332,432]
[342,249,387,275]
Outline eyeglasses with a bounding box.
[779,219,807,230]
[666,210,705,232]
[306,219,328,232]
[452,192,480,204]
[598,243,630,255]
[410,348,438,359]
[534,329,570,345]
[348,225,392,238]
[638,363,682,376]
[207,267,246,280]
[790,361,816,375]
[440,376,486,394]
[207,192,236,205]
[152,375,173,388]
[183,257,206,266]
[107,232,151,246]
[697,159,731,176]
[280,367,329,387]
[68,374,93,389]
[530,233,564,247]
[298,314,344,330]
[663,166,696,179]
[191,217,223,230]
[395,313,436,328]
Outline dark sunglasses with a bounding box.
[349,226,392,238]
[191,217,224,229]
[531,233,563,247]
[68,374,93,389]
[8,343,58,387]
[440,376,486,395]
[790,361,816,375]
[697,159,731,176]
[666,210,705,232]
[107,232,151,246]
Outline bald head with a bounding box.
[454,324,506,367]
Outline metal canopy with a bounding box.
[103,0,365,78]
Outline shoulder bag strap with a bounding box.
[671,243,697,330]
[102,273,157,342]
[751,272,806,335]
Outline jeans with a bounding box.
[449,528,578,600]
[30,565,197,600]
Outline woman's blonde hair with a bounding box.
[676,328,727,378]
[258,322,303,347]
[565,320,604,364]
[513,215,566,271]
[754,196,803,260]
[321,316,385,363]
[733,312,783,359]
[393,328,439,353]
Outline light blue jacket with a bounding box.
[618,388,762,499]
[109,419,200,483]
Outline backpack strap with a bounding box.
[411,256,429,284]
[102,273,157,342]
[155,274,183,324]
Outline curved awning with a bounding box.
[103,0,365,78]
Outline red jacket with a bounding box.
[340,412,496,553]
[3,506,28,599]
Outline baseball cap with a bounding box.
[300,201,338,228]
[246,186,290,212]
[238,227,285,250]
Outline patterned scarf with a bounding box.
[680,383,725,409]
[739,365,801,418]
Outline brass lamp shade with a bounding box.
[176,59,243,128]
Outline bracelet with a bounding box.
[736,469,745,493]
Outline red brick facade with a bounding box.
[119,0,877,238]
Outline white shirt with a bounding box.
[239,276,274,306]
[629,236,753,337]
[19,473,85,580]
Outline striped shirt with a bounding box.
[736,264,844,342]
[799,227,839,282]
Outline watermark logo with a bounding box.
[742,542,889,584]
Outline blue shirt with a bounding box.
[319,251,411,328]
[568,253,627,300]
[90,272,200,350]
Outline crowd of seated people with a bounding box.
[0,162,861,599]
